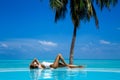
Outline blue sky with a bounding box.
[0,0,120,60]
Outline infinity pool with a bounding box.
[0,60,120,80]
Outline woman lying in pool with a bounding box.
[30,54,83,69]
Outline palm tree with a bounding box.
[49,0,118,64]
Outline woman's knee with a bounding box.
[58,53,62,57]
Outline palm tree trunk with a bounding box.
[69,27,77,64]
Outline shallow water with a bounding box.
[0,60,120,80]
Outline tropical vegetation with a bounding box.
[49,0,118,64]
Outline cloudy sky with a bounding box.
[0,0,120,60]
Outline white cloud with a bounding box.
[0,39,58,53]
[99,40,111,45]
[38,40,57,47]
[0,43,8,48]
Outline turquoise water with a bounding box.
[0,60,120,80]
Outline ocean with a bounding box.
[0,60,120,80]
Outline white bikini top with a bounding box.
[41,61,53,68]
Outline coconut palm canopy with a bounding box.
[49,0,118,64]
[50,0,117,27]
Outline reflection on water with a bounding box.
[30,68,86,80]
[30,69,41,80]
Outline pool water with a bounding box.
[0,60,120,80]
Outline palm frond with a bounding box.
[91,2,99,28]
[50,0,63,9]
[50,0,68,22]
[96,0,118,10]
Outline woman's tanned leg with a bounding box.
[51,54,68,68]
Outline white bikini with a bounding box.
[41,61,53,68]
